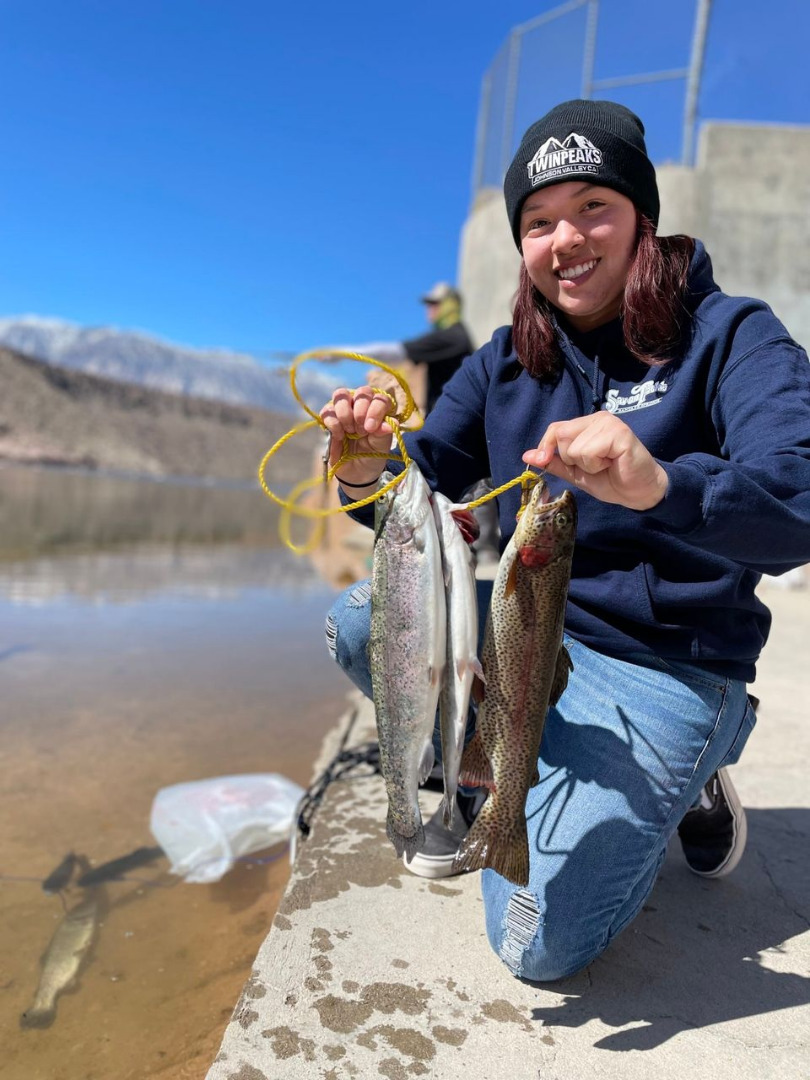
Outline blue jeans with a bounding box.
[325,579,757,982]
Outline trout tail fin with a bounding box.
[387,811,424,862]
[452,802,529,887]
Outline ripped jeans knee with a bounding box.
[485,887,605,983]
[324,579,373,700]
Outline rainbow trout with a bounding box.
[453,479,576,886]
[370,464,446,859]
[432,492,484,827]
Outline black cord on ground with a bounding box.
[295,705,381,843]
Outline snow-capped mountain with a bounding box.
[0,316,336,415]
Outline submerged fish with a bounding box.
[21,858,103,1029]
[76,845,164,887]
[432,493,484,828]
[370,464,446,859]
[453,479,576,886]
[41,852,78,894]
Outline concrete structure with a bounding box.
[458,121,810,351]
[457,188,520,349]
[208,581,809,1080]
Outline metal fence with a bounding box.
[471,0,711,199]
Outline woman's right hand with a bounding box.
[319,386,395,488]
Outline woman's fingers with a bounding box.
[330,387,360,433]
[522,413,667,510]
[350,385,375,429]
[326,384,395,425]
[523,416,589,470]
[561,425,619,474]
[522,446,551,469]
[321,386,393,434]
[352,385,394,433]
[365,391,395,433]
[525,415,624,469]
[319,386,395,473]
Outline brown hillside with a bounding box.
[0,347,319,483]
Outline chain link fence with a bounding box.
[471,0,709,200]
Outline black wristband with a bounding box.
[335,474,381,489]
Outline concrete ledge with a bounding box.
[208,587,810,1080]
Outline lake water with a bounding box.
[0,465,351,1080]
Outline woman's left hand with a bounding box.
[522,413,669,511]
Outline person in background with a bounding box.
[329,281,474,414]
[319,99,810,982]
[327,282,500,564]
[402,282,475,414]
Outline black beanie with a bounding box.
[504,99,659,248]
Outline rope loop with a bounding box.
[257,350,543,554]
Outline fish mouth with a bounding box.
[519,478,571,520]
[449,506,480,545]
[516,485,577,564]
[531,479,572,512]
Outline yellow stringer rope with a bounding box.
[257,349,542,554]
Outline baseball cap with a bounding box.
[420,282,460,304]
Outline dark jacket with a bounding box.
[403,321,475,412]
[349,243,810,682]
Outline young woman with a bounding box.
[319,100,810,982]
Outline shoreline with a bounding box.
[0,456,267,489]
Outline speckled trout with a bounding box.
[370,464,446,859]
[432,492,484,828]
[453,479,576,886]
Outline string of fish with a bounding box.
[257,349,542,554]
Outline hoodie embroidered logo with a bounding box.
[604,380,669,415]
[526,133,603,187]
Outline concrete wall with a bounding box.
[457,188,521,349]
[658,122,810,348]
[458,121,810,350]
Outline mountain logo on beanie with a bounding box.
[526,133,603,186]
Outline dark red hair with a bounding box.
[512,215,695,379]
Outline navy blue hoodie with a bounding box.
[348,243,810,682]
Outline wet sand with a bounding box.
[0,548,349,1080]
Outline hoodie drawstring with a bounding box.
[573,354,603,413]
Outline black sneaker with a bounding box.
[403,789,486,879]
[677,768,748,878]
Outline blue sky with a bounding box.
[1,0,808,362]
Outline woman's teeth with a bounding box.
[557,259,597,281]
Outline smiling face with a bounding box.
[519,182,638,332]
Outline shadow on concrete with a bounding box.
[528,807,810,1051]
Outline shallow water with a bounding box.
[0,466,351,1079]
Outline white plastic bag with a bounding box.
[149,773,305,883]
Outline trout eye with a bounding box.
[554,512,569,527]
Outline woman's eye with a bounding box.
[527,219,550,231]
[582,201,605,212]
